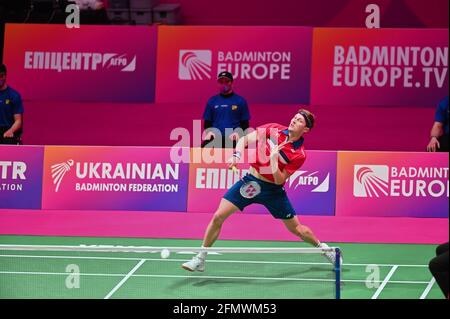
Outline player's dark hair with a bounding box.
[298,109,315,129]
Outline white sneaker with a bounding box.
[320,243,343,266]
[181,256,206,272]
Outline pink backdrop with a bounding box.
[311,28,449,106]
[41,146,189,211]
[156,26,312,104]
[3,24,157,102]
[336,152,449,217]
[0,209,447,244]
[187,150,337,216]
[158,0,449,28]
[20,101,435,152]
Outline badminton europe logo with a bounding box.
[353,165,389,198]
[178,50,212,80]
[353,164,449,198]
[51,160,74,192]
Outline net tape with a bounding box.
[0,244,337,254]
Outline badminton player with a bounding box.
[182,109,342,272]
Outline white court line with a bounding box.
[420,278,436,299]
[0,270,430,284]
[0,271,122,277]
[0,254,429,268]
[371,265,399,299]
[104,259,146,299]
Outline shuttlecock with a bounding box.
[160,248,170,259]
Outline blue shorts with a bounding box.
[223,174,296,220]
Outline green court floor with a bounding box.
[0,235,444,299]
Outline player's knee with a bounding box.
[287,224,305,237]
[211,212,226,227]
[285,226,296,236]
[298,225,312,238]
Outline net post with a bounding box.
[335,247,341,300]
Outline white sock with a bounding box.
[197,246,208,259]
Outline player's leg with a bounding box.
[260,187,319,246]
[263,189,342,266]
[181,199,239,272]
[202,198,240,247]
[202,175,254,247]
[282,216,342,265]
[282,216,320,246]
[182,176,252,272]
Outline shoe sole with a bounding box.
[181,265,194,272]
[181,265,205,272]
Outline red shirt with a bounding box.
[250,123,306,183]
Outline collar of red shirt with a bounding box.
[281,129,304,150]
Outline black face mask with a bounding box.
[219,84,232,94]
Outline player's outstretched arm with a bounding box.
[234,130,257,155]
[228,130,258,170]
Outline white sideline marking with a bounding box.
[371,265,398,299]
[420,278,436,299]
[0,254,428,268]
[0,270,430,285]
[104,259,145,299]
